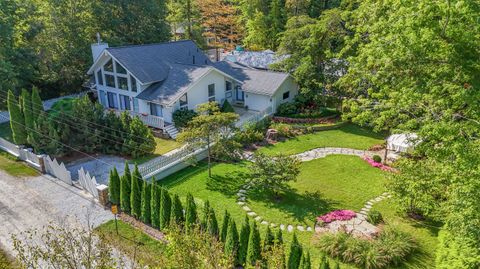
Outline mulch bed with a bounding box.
[272,114,339,124]
[119,213,166,242]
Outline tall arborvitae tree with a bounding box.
[287,233,302,269]
[29,112,53,153]
[140,180,151,224]
[302,251,311,269]
[171,194,184,225]
[8,90,27,145]
[159,188,172,229]
[120,163,131,213]
[263,226,275,252]
[220,210,230,242]
[108,168,121,205]
[130,164,142,218]
[185,193,197,231]
[31,86,43,124]
[238,216,250,265]
[224,219,239,265]
[318,255,329,269]
[207,207,219,237]
[150,178,161,228]
[246,221,261,266]
[20,89,34,141]
[275,228,283,245]
[202,200,211,229]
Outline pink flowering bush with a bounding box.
[317,210,357,223]
[363,156,395,172]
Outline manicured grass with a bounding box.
[95,219,165,267]
[48,98,75,118]
[159,161,249,224]
[372,200,440,268]
[248,155,387,227]
[0,122,13,142]
[132,137,182,164]
[0,150,39,177]
[258,123,385,156]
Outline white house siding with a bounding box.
[271,76,298,113]
[171,70,228,112]
[244,93,271,111]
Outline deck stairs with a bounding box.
[165,124,179,139]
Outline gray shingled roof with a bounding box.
[213,61,290,96]
[136,64,212,104]
[107,40,211,84]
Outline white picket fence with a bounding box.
[78,167,99,198]
[44,155,73,185]
[0,137,43,170]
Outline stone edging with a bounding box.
[237,147,390,233]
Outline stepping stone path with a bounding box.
[236,147,389,234]
[293,147,378,162]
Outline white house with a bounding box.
[86,40,298,138]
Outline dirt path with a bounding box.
[0,170,113,256]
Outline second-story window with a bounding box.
[208,84,215,102]
[117,76,128,91]
[104,59,113,72]
[130,75,137,92]
[96,69,103,85]
[105,74,115,88]
[116,61,126,74]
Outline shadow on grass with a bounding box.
[158,162,209,188]
[206,170,248,197]
[336,123,386,140]
[248,187,338,225]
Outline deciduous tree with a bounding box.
[177,102,239,177]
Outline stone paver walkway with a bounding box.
[237,147,389,234]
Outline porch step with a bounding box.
[165,124,179,139]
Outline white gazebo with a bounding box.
[386,133,420,153]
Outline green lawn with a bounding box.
[159,161,249,224]
[372,200,440,268]
[248,155,387,227]
[132,137,182,164]
[259,123,385,156]
[0,151,39,177]
[95,219,166,267]
[0,122,13,142]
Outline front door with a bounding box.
[236,88,244,101]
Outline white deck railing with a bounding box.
[109,109,165,129]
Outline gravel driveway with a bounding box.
[0,170,113,256]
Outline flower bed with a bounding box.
[272,114,338,124]
[363,156,395,172]
[317,210,357,223]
